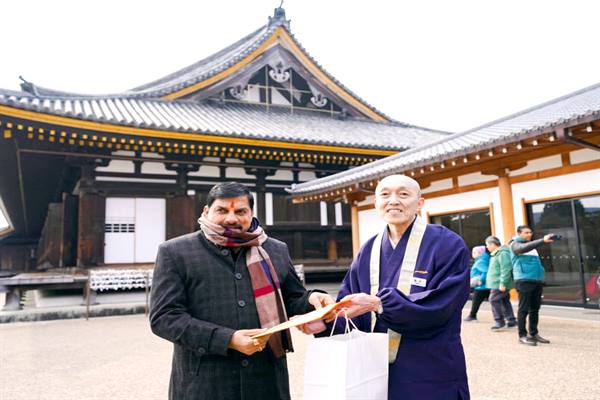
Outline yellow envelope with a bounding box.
[251,299,352,339]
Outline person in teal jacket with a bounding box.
[510,225,556,346]
[485,236,516,331]
[464,245,490,322]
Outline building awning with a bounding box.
[289,82,600,199]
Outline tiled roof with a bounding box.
[128,25,277,97]
[0,89,445,150]
[0,8,449,150]
[15,9,393,122]
[289,82,600,195]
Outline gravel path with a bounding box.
[1,308,598,399]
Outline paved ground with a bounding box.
[1,304,598,400]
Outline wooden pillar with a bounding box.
[77,191,105,267]
[350,203,360,256]
[327,233,338,261]
[77,161,105,267]
[498,174,515,244]
[255,171,267,224]
[326,202,338,261]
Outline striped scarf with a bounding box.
[198,215,292,358]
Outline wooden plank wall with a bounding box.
[77,192,105,267]
[166,195,196,240]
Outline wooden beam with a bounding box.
[520,189,600,205]
[422,180,498,199]
[509,159,600,184]
[17,146,345,174]
[420,158,600,200]
[481,162,527,177]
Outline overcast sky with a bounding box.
[0,0,598,133]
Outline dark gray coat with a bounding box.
[149,231,316,400]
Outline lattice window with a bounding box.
[105,223,135,233]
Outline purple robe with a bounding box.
[335,222,471,400]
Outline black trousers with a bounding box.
[468,289,490,318]
[489,289,516,324]
[515,280,544,337]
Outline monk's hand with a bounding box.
[228,329,270,356]
[308,292,335,310]
[340,293,381,319]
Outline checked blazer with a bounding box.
[150,230,316,400]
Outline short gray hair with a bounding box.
[485,235,502,247]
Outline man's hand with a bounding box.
[499,285,506,293]
[340,293,381,319]
[308,292,335,310]
[543,234,555,243]
[228,329,271,356]
[294,318,327,335]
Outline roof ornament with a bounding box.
[308,83,328,108]
[19,76,39,96]
[268,61,291,83]
[229,84,248,100]
[311,93,328,108]
[268,2,290,29]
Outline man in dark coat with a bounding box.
[150,182,333,400]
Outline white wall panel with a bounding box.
[457,172,496,186]
[509,155,562,176]
[134,198,166,263]
[421,178,453,194]
[104,198,135,263]
[141,162,176,175]
[96,160,135,173]
[570,149,600,165]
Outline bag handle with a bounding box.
[329,310,359,337]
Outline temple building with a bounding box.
[290,83,600,308]
[0,7,447,274]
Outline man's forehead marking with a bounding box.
[214,198,248,210]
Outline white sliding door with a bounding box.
[104,197,165,264]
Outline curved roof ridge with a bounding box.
[458,81,600,135]
[129,25,273,94]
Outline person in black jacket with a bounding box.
[150,182,334,400]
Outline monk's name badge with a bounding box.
[410,277,427,287]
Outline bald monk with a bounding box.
[328,175,470,399]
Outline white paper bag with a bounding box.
[303,318,389,400]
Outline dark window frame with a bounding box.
[428,206,493,251]
[524,192,600,308]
